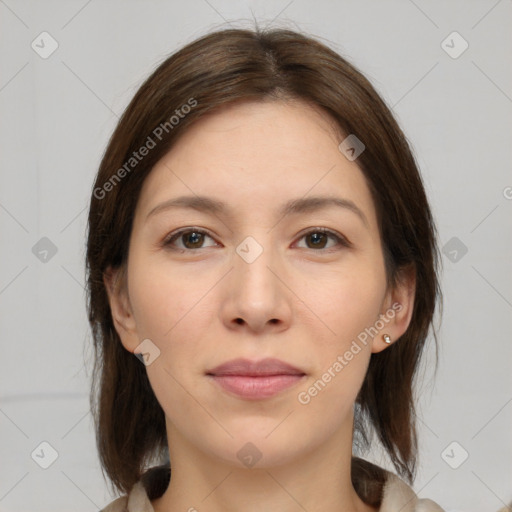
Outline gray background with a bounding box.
[0,1,511,510]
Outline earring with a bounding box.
[383,334,391,344]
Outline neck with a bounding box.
[151,419,377,512]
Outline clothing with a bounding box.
[100,462,445,512]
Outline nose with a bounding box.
[220,239,292,334]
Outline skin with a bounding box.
[104,98,415,512]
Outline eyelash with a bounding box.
[162,227,352,252]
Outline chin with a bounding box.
[199,422,314,470]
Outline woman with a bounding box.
[87,27,444,511]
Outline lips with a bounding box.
[206,358,306,400]
[207,358,305,377]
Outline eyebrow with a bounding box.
[146,194,369,228]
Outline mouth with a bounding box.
[206,358,306,400]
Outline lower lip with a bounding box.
[209,374,305,399]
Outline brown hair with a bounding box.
[86,27,442,501]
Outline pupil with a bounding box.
[309,232,326,248]
[185,232,203,248]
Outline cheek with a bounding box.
[293,255,386,406]
[127,251,216,344]
[295,281,378,423]
[299,255,386,344]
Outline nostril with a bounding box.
[235,318,244,325]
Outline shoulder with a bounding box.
[101,481,154,512]
[100,495,127,512]
[380,473,444,512]
[101,466,170,511]
[352,457,444,511]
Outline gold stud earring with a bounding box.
[383,334,391,344]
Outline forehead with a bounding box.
[135,99,378,231]
[174,98,344,156]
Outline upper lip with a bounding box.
[206,358,305,377]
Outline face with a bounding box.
[105,99,414,469]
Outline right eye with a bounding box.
[162,227,219,251]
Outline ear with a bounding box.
[372,263,416,354]
[103,265,140,353]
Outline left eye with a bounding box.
[163,228,350,251]
[294,228,349,250]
